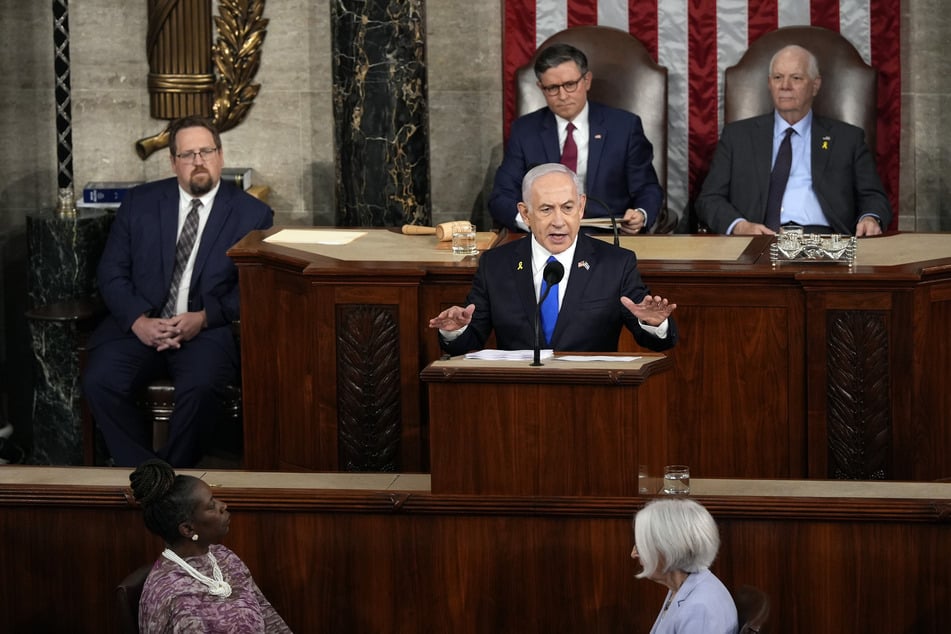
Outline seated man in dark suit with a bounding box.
[82,116,273,467]
[430,163,677,355]
[696,44,892,236]
[489,43,663,234]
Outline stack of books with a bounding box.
[221,167,254,190]
[78,168,261,210]
[80,181,143,209]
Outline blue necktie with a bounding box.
[540,255,559,346]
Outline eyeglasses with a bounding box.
[175,147,219,163]
[539,74,586,97]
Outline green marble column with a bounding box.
[332,0,431,227]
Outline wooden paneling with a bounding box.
[2,471,949,634]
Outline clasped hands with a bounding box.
[428,295,677,332]
[133,311,207,351]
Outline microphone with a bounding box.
[532,258,565,366]
[584,195,621,247]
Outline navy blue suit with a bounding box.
[489,101,663,231]
[83,177,272,466]
[440,234,677,356]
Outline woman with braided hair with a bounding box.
[130,459,291,633]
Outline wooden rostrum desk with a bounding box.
[229,229,951,481]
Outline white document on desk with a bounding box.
[464,349,553,361]
[554,355,641,362]
[264,229,367,245]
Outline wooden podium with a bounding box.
[422,353,671,497]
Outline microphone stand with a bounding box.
[586,195,621,247]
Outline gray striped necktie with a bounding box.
[160,198,202,318]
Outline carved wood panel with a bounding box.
[336,304,402,471]
[826,310,891,479]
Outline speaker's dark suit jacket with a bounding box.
[440,233,677,356]
[489,101,663,232]
[696,112,892,235]
[84,177,273,467]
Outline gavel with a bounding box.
[401,220,473,242]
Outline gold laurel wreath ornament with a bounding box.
[135,0,268,159]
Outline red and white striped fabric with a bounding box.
[502,0,901,226]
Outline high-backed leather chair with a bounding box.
[515,26,673,233]
[733,584,770,634]
[724,26,877,150]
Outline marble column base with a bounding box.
[28,319,84,465]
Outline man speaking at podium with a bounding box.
[429,163,677,356]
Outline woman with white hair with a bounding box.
[632,498,738,634]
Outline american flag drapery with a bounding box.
[501,0,901,225]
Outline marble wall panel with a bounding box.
[425,1,502,93]
[425,0,504,225]
[428,92,503,227]
[2,1,54,91]
[0,89,58,211]
[70,92,155,187]
[304,90,338,226]
[907,94,950,231]
[902,0,951,231]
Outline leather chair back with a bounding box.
[733,584,770,634]
[116,564,152,634]
[724,26,877,150]
[515,26,670,230]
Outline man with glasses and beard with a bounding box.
[489,43,663,234]
[83,116,273,467]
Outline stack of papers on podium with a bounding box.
[464,349,553,361]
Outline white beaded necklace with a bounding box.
[162,548,233,597]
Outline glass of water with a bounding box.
[662,465,690,494]
[451,223,477,255]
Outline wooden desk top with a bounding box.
[2,466,947,501]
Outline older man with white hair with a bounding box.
[697,44,891,236]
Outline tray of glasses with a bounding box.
[770,229,856,265]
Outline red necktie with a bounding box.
[561,122,578,172]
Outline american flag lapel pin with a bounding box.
[577,260,590,270]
